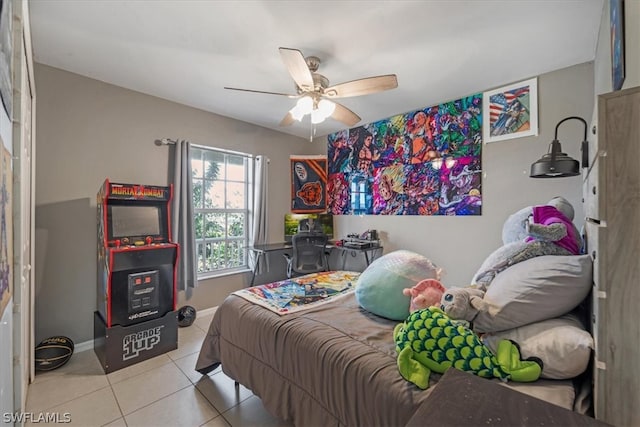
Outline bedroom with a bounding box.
[1,0,639,426]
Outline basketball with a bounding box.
[177,305,196,327]
[35,336,74,371]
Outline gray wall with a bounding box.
[34,64,323,343]
[334,62,595,287]
[34,199,95,344]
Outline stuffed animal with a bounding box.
[402,279,446,313]
[355,250,442,321]
[471,196,581,289]
[394,306,542,389]
[439,287,487,322]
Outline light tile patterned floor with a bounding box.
[25,311,291,427]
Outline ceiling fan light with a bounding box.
[317,99,336,116]
[296,96,314,115]
[290,106,305,121]
[311,108,326,124]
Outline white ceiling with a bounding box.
[28,0,604,140]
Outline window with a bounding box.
[191,146,252,277]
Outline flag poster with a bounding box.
[290,155,327,213]
[483,78,538,143]
[327,93,483,216]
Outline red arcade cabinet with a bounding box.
[94,179,179,373]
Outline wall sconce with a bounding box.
[530,116,589,178]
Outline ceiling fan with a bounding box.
[224,47,398,128]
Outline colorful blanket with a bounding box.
[234,271,361,315]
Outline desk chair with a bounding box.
[283,232,329,278]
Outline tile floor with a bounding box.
[25,311,291,427]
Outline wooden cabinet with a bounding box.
[585,86,640,426]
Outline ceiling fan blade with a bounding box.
[324,74,398,98]
[280,111,295,127]
[279,47,314,91]
[332,102,361,127]
[224,87,297,98]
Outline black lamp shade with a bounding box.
[530,116,588,179]
[530,155,580,177]
[530,140,580,178]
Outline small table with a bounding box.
[248,241,383,285]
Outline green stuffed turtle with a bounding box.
[394,306,542,389]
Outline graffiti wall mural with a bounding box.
[327,93,482,216]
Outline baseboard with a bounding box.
[75,339,94,353]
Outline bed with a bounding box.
[195,268,592,426]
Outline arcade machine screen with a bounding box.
[107,203,168,246]
[110,205,161,239]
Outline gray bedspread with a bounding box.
[195,292,581,426]
[195,292,438,426]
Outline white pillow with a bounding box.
[473,255,592,333]
[483,314,593,379]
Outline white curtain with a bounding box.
[172,140,197,290]
[250,155,269,272]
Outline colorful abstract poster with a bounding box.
[372,165,405,215]
[0,145,12,319]
[327,93,482,215]
[438,156,482,216]
[290,155,327,213]
[327,173,350,215]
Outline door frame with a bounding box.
[12,0,36,412]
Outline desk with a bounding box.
[248,242,292,286]
[335,244,383,270]
[248,242,383,285]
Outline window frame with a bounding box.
[190,145,253,279]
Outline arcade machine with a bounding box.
[94,179,179,373]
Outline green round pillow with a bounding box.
[355,250,441,320]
